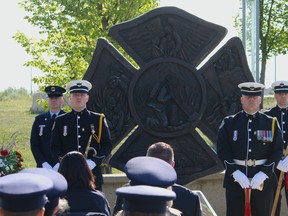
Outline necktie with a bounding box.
[51,113,56,121]
[51,114,56,128]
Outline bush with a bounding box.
[0,87,30,101]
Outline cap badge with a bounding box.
[51,87,56,92]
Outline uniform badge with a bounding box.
[39,125,45,136]
[63,125,68,136]
[233,130,238,141]
[90,124,95,134]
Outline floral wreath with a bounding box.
[0,132,24,176]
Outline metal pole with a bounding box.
[274,55,277,81]
[250,0,260,82]
[30,66,32,95]
[242,0,246,51]
[255,0,260,82]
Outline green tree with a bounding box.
[14,0,159,91]
[235,0,288,84]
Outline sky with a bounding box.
[0,0,286,92]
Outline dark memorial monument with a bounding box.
[83,7,254,185]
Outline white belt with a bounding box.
[233,159,267,167]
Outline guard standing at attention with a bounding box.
[217,82,283,216]
[264,80,288,216]
[30,85,66,169]
[51,80,112,191]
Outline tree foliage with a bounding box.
[14,0,159,91]
[234,0,288,84]
[259,0,288,84]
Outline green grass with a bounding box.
[263,95,276,110]
[0,95,277,171]
[0,97,37,168]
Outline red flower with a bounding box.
[0,150,9,157]
[15,151,23,162]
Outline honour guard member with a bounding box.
[30,85,66,169]
[51,80,112,191]
[264,80,288,216]
[217,82,283,216]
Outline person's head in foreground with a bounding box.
[0,173,53,216]
[20,168,68,216]
[115,185,180,216]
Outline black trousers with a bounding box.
[226,182,273,216]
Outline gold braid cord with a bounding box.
[272,117,276,139]
[84,114,104,158]
[92,113,104,143]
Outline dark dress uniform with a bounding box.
[265,106,288,215]
[217,110,283,216]
[30,110,65,167]
[64,188,110,215]
[172,184,202,216]
[51,108,112,191]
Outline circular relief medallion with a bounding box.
[128,59,207,137]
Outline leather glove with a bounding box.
[277,157,288,173]
[42,162,52,169]
[250,171,268,189]
[86,159,96,170]
[53,163,60,171]
[232,170,250,188]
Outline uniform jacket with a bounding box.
[64,188,111,216]
[217,110,283,189]
[51,108,112,185]
[172,184,202,216]
[30,110,65,167]
[265,106,288,149]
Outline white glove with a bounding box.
[42,162,52,169]
[277,157,288,172]
[53,163,60,171]
[232,170,250,188]
[86,159,96,170]
[250,171,268,189]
